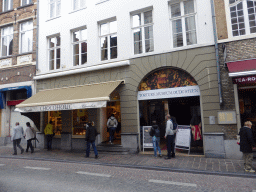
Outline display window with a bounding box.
[48,111,62,136]
[72,109,88,136]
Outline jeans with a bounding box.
[13,138,24,154]
[46,135,53,150]
[86,140,98,157]
[26,139,34,152]
[166,135,175,158]
[152,136,161,157]
[109,127,116,142]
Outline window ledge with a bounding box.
[0,55,13,60]
[69,7,87,14]
[17,3,34,10]
[0,9,14,15]
[96,0,110,5]
[17,51,34,57]
[46,16,61,22]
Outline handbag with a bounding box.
[236,135,240,145]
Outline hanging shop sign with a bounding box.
[232,75,256,84]
[15,101,107,112]
[138,85,200,100]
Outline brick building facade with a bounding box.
[0,0,37,144]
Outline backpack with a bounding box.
[109,119,115,127]
[149,128,155,136]
[154,128,160,137]
[171,118,178,130]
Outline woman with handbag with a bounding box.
[24,122,35,153]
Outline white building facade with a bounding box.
[16,0,229,156]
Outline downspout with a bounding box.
[210,0,223,104]
[36,0,39,72]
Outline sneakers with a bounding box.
[164,156,171,160]
[21,149,24,154]
[95,155,98,159]
[245,169,255,173]
[159,154,163,157]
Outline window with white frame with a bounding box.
[49,0,61,18]
[229,0,256,36]
[73,0,86,10]
[21,0,32,6]
[72,28,87,66]
[20,20,33,53]
[170,0,197,48]
[100,20,117,61]
[49,35,61,70]
[132,10,154,54]
[1,26,13,57]
[2,0,13,12]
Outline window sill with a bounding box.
[17,51,34,57]
[0,9,14,15]
[96,0,110,5]
[17,3,34,10]
[0,55,13,60]
[46,16,61,22]
[69,7,87,14]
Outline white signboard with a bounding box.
[143,126,153,152]
[175,125,191,154]
[138,86,200,100]
[15,101,107,112]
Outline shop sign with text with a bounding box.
[15,101,107,112]
[138,86,200,100]
[233,75,256,84]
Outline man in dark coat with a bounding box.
[239,121,255,172]
[85,121,98,159]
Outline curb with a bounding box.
[1,156,255,178]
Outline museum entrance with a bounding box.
[138,67,203,155]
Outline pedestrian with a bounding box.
[44,120,54,151]
[24,122,35,153]
[150,120,162,157]
[107,114,118,144]
[239,121,256,173]
[11,122,24,155]
[164,114,176,159]
[85,121,98,159]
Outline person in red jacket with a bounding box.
[239,121,255,173]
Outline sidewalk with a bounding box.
[1,144,256,178]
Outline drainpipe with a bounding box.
[210,0,223,105]
[36,0,39,71]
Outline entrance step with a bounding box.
[96,143,130,154]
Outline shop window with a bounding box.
[21,0,32,6]
[131,9,154,54]
[170,0,197,47]
[19,20,33,53]
[1,25,13,57]
[49,111,62,136]
[49,0,61,19]
[229,0,256,36]
[72,109,88,136]
[9,89,27,100]
[100,19,117,61]
[72,28,87,66]
[48,35,61,70]
[73,0,86,11]
[2,0,13,12]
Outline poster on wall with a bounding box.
[143,126,153,152]
[175,125,191,154]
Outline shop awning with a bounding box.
[15,80,124,112]
[227,59,256,77]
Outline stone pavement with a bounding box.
[0,144,255,178]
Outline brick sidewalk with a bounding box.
[1,144,255,177]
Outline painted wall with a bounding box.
[37,0,215,74]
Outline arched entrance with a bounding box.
[138,67,203,154]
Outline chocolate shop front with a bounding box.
[15,81,123,150]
